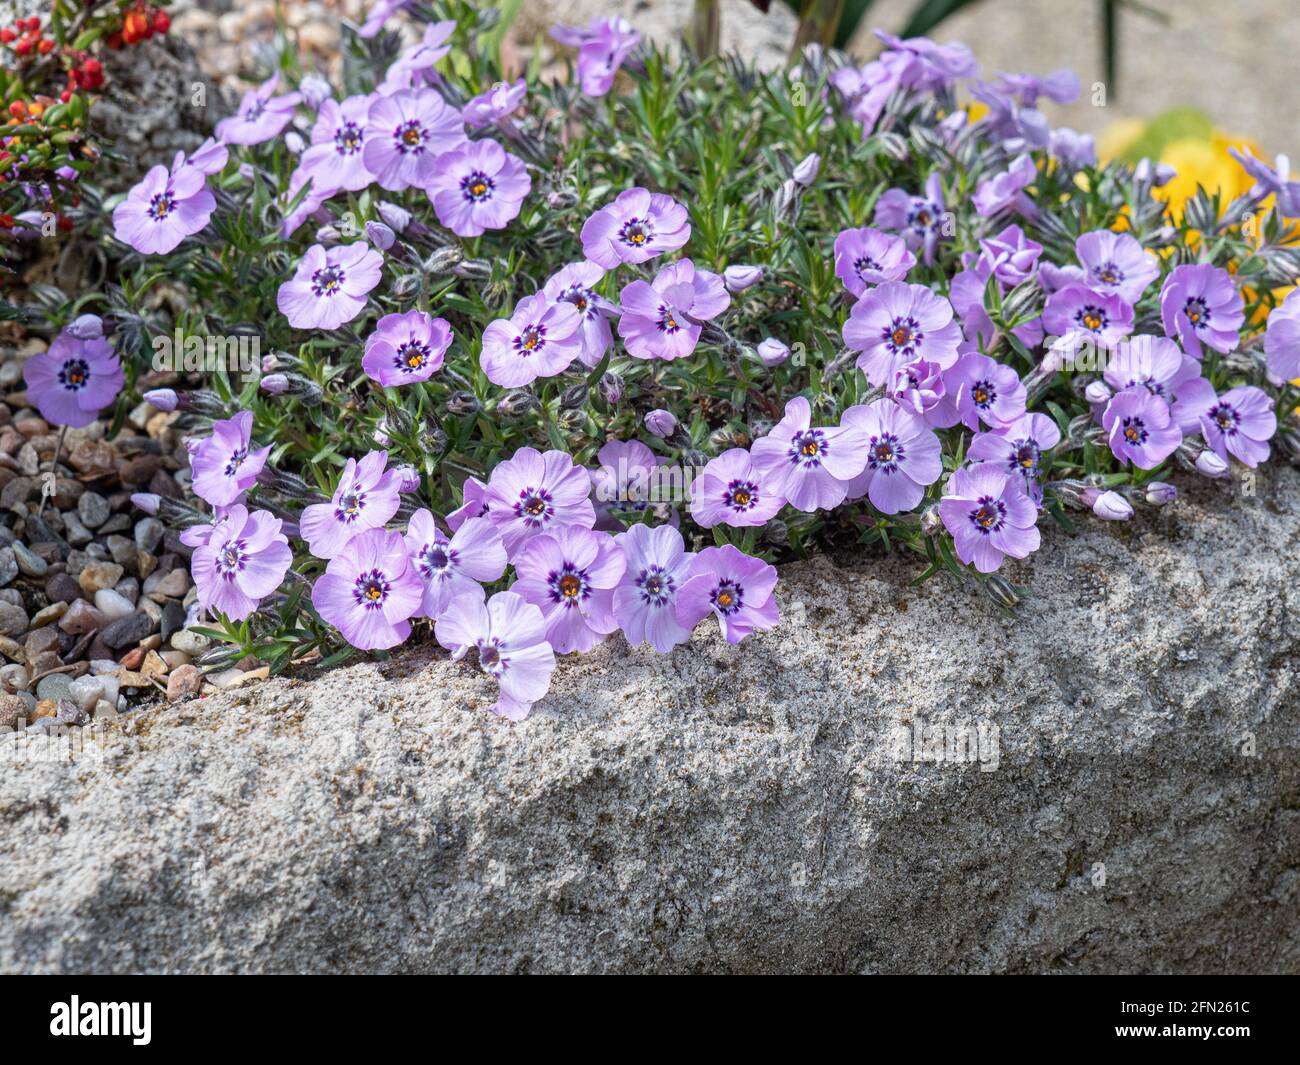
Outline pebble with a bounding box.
[170,628,212,656]
[59,600,106,635]
[94,588,136,621]
[144,567,190,601]
[30,698,56,721]
[135,517,164,554]
[79,560,125,595]
[56,699,88,726]
[0,634,25,663]
[29,650,62,675]
[46,572,82,603]
[29,602,68,628]
[68,675,105,713]
[0,663,29,693]
[166,664,203,701]
[12,540,48,578]
[0,691,24,728]
[161,601,186,641]
[35,672,73,703]
[100,611,157,651]
[24,626,60,661]
[0,546,17,586]
[0,600,28,638]
[77,491,111,529]
[62,513,94,547]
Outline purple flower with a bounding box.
[23,333,123,429]
[968,412,1060,503]
[279,168,336,238]
[1075,230,1159,304]
[191,505,292,621]
[839,399,943,514]
[590,439,667,527]
[723,265,764,293]
[1229,146,1300,217]
[428,139,530,237]
[377,21,456,93]
[362,88,465,192]
[551,17,641,97]
[1049,127,1097,169]
[512,526,625,654]
[189,411,270,507]
[1159,264,1244,358]
[434,590,557,721]
[874,30,978,91]
[756,338,790,367]
[366,220,395,249]
[480,292,583,387]
[994,68,1079,106]
[613,523,695,653]
[111,164,215,254]
[972,154,1037,218]
[645,409,677,438]
[842,280,963,386]
[887,358,947,418]
[65,313,103,341]
[978,224,1042,287]
[831,56,905,138]
[1171,379,1276,468]
[311,528,423,651]
[359,0,413,38]
[362,310,452,386]
[1042,284,1135,348]
[179,138,229,177]
[484,447,596,557]
[1265,287,1300,382]
[1102,334,1200,401]
[689,448,785,528]
[447,475,490,532]
[749,396,867,512]
[940,349,1027,430]
[1102,387,1182,469]
[277,242,384,330]
[617,259,729,361]
[215,74,302,145]
[833,226,917,296]
[939,465,1041,573]
[580,188,690,269]
[675,545,779,645]
[300,95,373,193]
[541,262,615,369]
[463,78,527,128]
[299,450,404,560]
[404,510,506,620]
[874,173,947,264]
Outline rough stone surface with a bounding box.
[1,466,1298,974]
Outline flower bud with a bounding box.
[453,259,493,281]
[1084,379,1113,407]
[314,224,341,243]
[423,247,464,274]
[260,374,288,395]
[1144,481,1177,506]
[377,201,411,233]
[644,409,677,438]
[598,371,623,404]
[1278,428,1300,464]
[299,73,332,109]
[65,313,103,340]
[391,273,422,299]
[143,388,178,412]
[559,383,589,410]
[446,390,482,415]
[756,337,790,367]
[723,265,764,293]
[982,574,1022,609]
[547,189,579,210]
[682,448,708,469]
[131,492,160,515]
[763,518,789,545]
[366,220,395,250]
[285,131,305,155]
[1083,488,1133,521]
[497,390,539,417]
[920,505,943,536]
[792,152,821,186]
[394,465,421,493]
[1195,449,1230,478]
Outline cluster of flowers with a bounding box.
[56,6,1299,721]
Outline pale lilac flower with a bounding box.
[978,224,1041,287]
[613,523,695,653]
[940,349,1027,430]
[366,220,395,249]
[541,262,615,369]
[968,412,1060,503]
[1075,230,1159,304]
[279,167,336,238]
[298,73,333,110]
[189,410,270,507]
[484,446,596,557]
[675,545,779,645]
[299,450,404,559]
[1102,387,1182,469]
[300,95,373,192]
[833,226,916,296]
[749,396,867,512]
[792,153,821,186]
[215,74,302,145]
[1159,264,1244,358]
[404,510,506,620]
[580,188,690,269]
[180,138,229,176]
[480,292,583,387]
[939,465,1040,573]
[362,310,452,386]
[874,173,947,265]
[362,88,465,192]
[311,528,423,651]
[463,78,527,128]
[887,358,946,418]
[1229,146,1300,217]
[994,68,1079,106]
[756,338,790,367]
[972,154,1037,218]
[723,265,764,293]
[65,313,103,341]
[689,448,785,528]
[111,164,215,254]
[842,280,963,386]
[447,475,490,532]
[428,139,530,237]
[839,399,943,514]
[551,17,641,97]
[645,409,677,438]
[277,242,384,330]
[1049,127,1097,169]
[618,259,729,361]
[377,21,456,93]
[23,333,123,429]
[590,439,667,527]
[874,30,978,90]
[1265,287,1300,382]
[191,505,292,621]
[1102,334,1200,401]
[1171,379,1276,468]
[434,590,557,721]
[1042,284,1135,348]
[359,0,413,38]
[512,526,625,654]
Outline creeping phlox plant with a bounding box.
[36,2,1300,720]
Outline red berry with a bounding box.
[14,37,31,55]
[37,38,53,54]
[0,215,14,229]
[84,58,102,75]
[0,28,15,43]
[153,11,170,33]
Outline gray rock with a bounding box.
[93,589,136,622]
[135,518,165,554]
[0,547,16,587]
[0,600,28,639]
[34,672,73,704]
[11,542,47,579]
[0,465,1298,974]
[99,612,157,651]
[76,492,110,530]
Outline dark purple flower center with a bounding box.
[711,579,744,616]
[1093,262,1124,286]
[395,340,431,373]
[1184,296,1210,329]
[352,568,392,610]
[461,170,494,203]
[970,379,997,410]
[216,538,247,580]
[547,562,590,608]
[1075,304,1109,333]
[868,432,905,473]
[788,429,828,469]
[243,99,266,122]
[418,540,456,580]
[147,191,177,221]
[1010,439,1041,476]
[513,323,547,356]
[58,358,90,392]
[882,315,923,355]
[333,121,364,156]
[724,478,760,512]
[336,489,367,524]
[311,265,346,298]
[476,637,506,677]
[393,119,427,154]
[656,304,683,334]
[635,565,674,607]
[560,284,597,319]
[223,447,248,477]
[514,486,554,527]
[969,495,1007,534]
[908,198,942,234]
[619,217,653,248]
[1209,402,1239,435]
[1121,416,1148,447]
[855,255,882,277]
